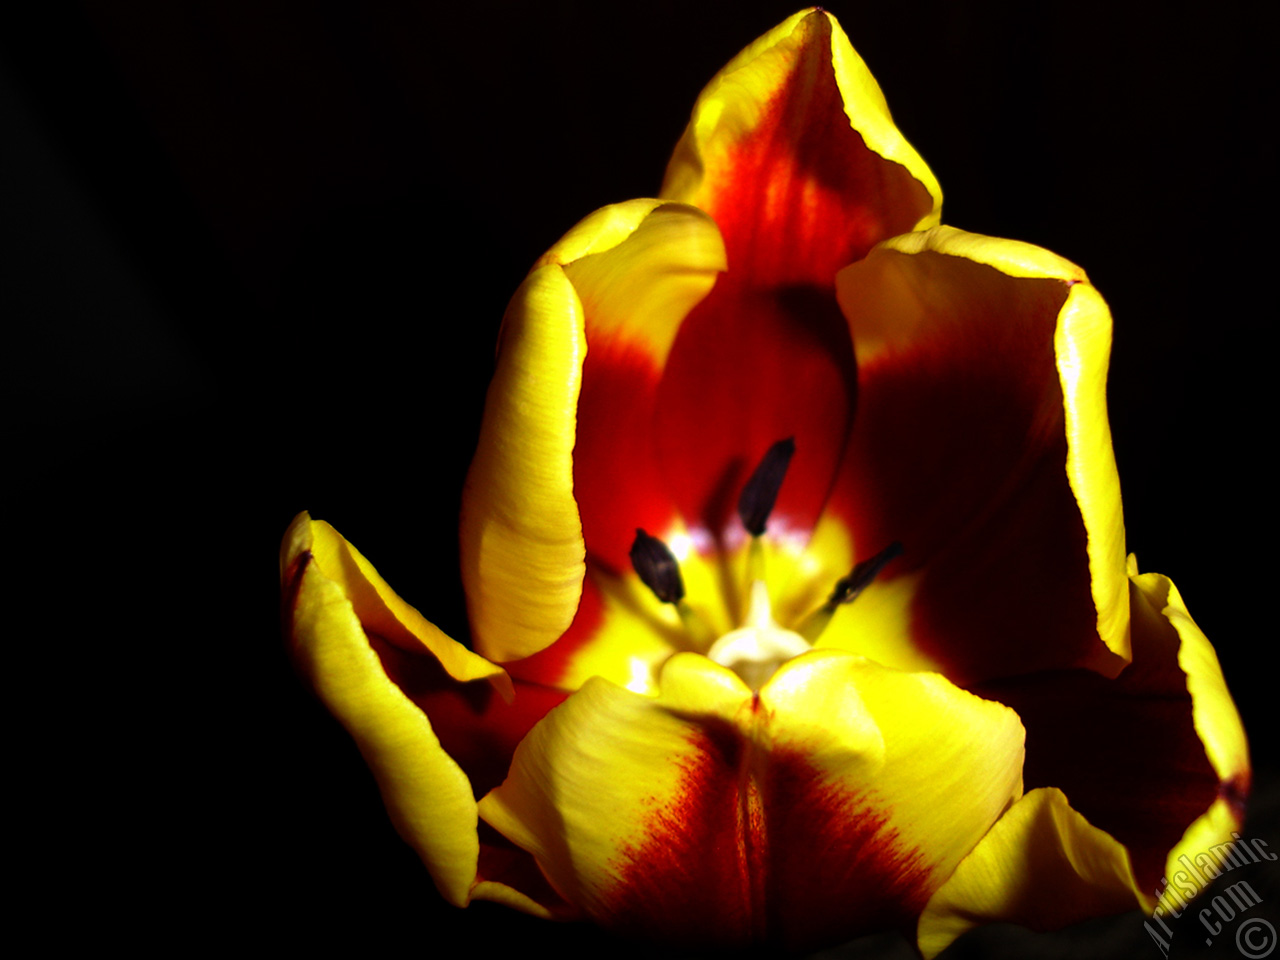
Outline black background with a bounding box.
[7,1,1275,956]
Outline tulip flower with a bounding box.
[279,8,1249,954]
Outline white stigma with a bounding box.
[706,579,812,690]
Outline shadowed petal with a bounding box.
[827,225,1128,683]
[969,565,1249,901]
[565,202,726,573]
[916,788,1144,958]
[282,513,574,915]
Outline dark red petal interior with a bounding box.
[370,634,568,798]
[971,577,1225,894]
[654,284,855,548]
[573,338,679,575]
[833,266,1099,684]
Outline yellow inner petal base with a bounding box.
[546,515,939,697]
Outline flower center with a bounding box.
[628,438,902,690]
[705,579,812,689]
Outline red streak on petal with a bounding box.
[694,14,931,292]
[574,338,680,574]
[648,13,940,554]
[369,634,567,798]
[599,718,932,949]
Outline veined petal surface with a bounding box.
[661,7,940,288]
[480,649,1023,949]
[565,201,726,573]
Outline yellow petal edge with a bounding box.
[481,649,1023,937]
[281,512,527,908]
[1131,563,1250,918]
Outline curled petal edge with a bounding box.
[1131,562,1250,904]
[282,512,549,911]
[917,566,1249,957]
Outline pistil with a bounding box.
[706,579,812,690]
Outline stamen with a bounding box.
[827,541,903,607]
[737,437,795,537]
[798,541,903,642]
[629,528,685,604]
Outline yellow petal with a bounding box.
[916,788,1144,959]
[280,512,506,905]
[548,199,726,367]
[480,649,1023,949]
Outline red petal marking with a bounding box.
[972,577,1222,893]
[832,271,1097,684]
[597,715,931,950]
[692,13,932,292]
[369,634,568,799]
[573,338,680,574]
[654,283,856,549]
[502,572,605,690]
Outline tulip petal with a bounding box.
[916,788,1144,959]
[969,567,1249,903]
[282,513,572,915]
[661,8,940,289]
[650,8,939,552]
[459,259,587,664]
[828,225,1129,683]
[280,512,500,906]
[462,201,726,659]
[480,649,1023,949]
